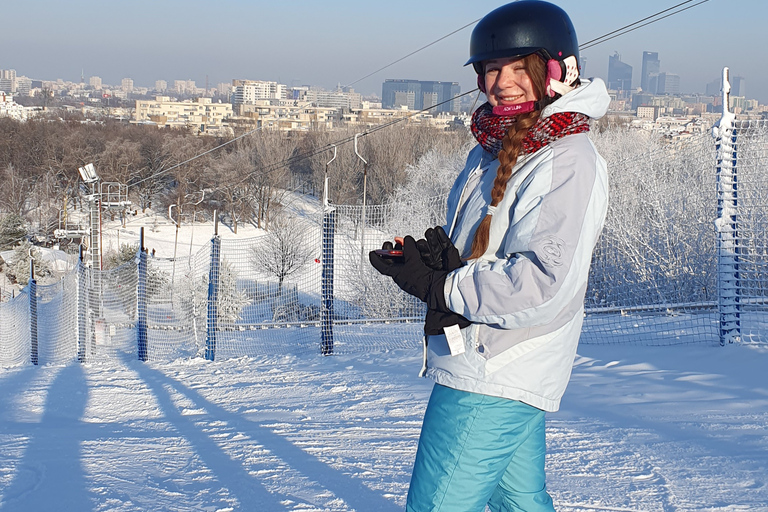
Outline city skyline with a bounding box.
[1,0,765,103]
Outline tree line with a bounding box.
[0,114,472,248]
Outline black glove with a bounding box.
[370,236,446,309]
[418,227,470,336]
[416,226,462,272]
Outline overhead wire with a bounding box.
[579,0,700,48]
[579,0,710,51]
[126,0,712,193]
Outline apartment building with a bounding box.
[134,96,233,135]
[232,79,287,108]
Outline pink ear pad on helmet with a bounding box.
[546,59,563,98]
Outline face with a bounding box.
[483,57,538,107]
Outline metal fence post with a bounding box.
[205,212,221,361]
[77,246,87,363]
[713,67,742,345]
[321,206,336,355]
[137,227,148,361]
[321,149,337,355]
[29,259,38,366]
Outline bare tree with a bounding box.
[209,146,255,234]
[250,213,314,293]
[0,164,32,217]
[248,131,298,229]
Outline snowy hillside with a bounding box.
[1,341,766,511]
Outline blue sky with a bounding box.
[1,0,765,103]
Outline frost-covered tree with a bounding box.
[251,214,315,292]
[0,213,27,251]
[588,127,717,307]
[185,257,251,324]
[4,241,53,286]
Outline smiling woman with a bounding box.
[368,1,613,510]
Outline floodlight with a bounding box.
[78,163,99,183]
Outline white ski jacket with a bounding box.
[424,78,611,412]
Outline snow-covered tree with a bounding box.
[3,241,53,286]
[0,213,27,251]
[251,214,315,292]
[185,257,251,324]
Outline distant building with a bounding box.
[656,73,680,95]
[0,69,17,93]
[155,80,167,92]
[730,76,745,98]
[232,80,287,106]
[641,52,660,92]
[705,78,720,97]
[295,87,362,110]
[134,96,232,135]
[217,82,232,97]
[89,76,102,89]
[15,77,31,97]
[121,78,134,93]
[381,79,460,113]
[607,52,632,92]
[636,105,660,121]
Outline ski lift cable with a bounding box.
[229,89,479,189]
[125,0,711,191]
[241,0,713,181]
[342,18,482,90]
[578,0,699,48]
[580,0,710,51]
[128,125,263,189]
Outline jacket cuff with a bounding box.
[427,271,449,312]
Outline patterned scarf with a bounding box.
[470,102,591,157]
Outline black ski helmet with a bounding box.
[466,1,579,75]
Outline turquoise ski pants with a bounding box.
[406,384,555,512]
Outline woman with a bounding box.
[370,1,610,510]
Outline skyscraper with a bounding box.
[641,52,660,92]
[656,73,680,95]
[731,76,745,98]
[607,52,632,91]
[381,79,460,113]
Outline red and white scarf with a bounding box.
[470,101,590,158]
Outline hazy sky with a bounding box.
[2,0,765,103]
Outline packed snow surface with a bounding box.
[1,342,767,511]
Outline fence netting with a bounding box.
[583,130,720,345]
[726,120,768,343]
[2,120,768,366]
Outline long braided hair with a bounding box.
[468,54,549,260]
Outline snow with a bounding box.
[1,341,767,511]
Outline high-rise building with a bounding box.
[121,78,134,93]
[656,73,680,95]
[731,76,745,98]
[706,78,720,97]
[232,80,287,104]
[89,76,102,89]
[607,52,632,92]
[381,79,460,113]
[641,52,660,92]
[155,80,167,92]
[0,69,17,93]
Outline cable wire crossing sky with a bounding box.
[1,0,765,103]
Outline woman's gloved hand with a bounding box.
[370,236,444,307]
[416,226,462,272]
[416,227,470,336]
[370,230,470,336]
